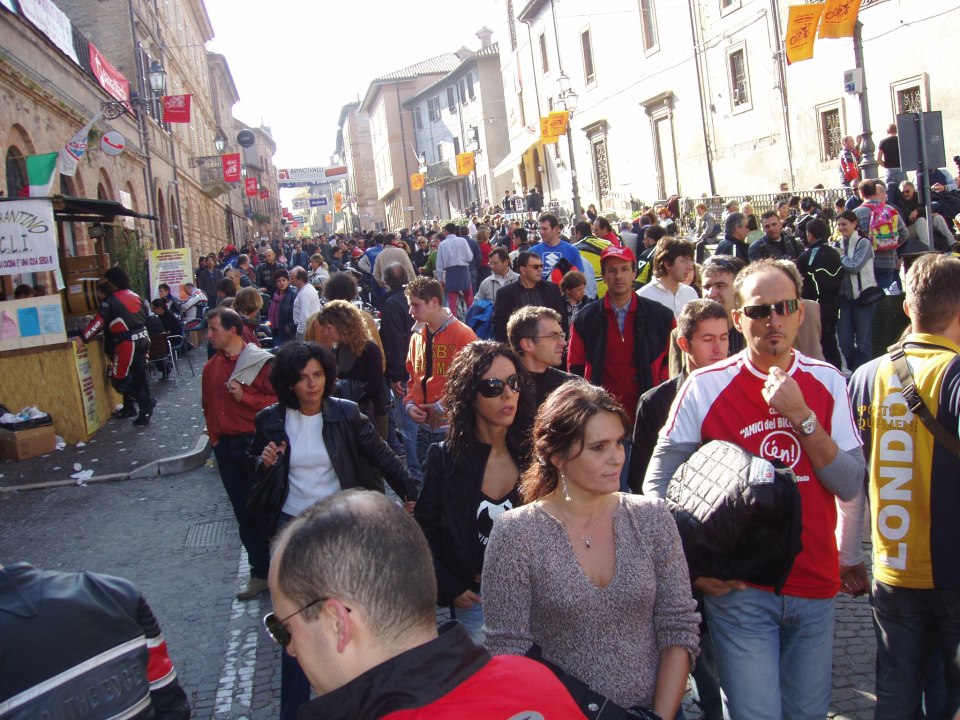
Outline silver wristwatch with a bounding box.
[793,412,817,436]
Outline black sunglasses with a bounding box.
[477,373,522,398]
[740,298,800,320]
[263,598,328,646]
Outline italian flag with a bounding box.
[25,152,58,197]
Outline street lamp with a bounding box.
[557,73,582,220]
[147,60,165,95]
[214,132,226,154]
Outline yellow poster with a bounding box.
[334,193,343,212]
[410,173,425,190]
[785,4,823,65]
[819,0,861,39]
[541,135,558,145]
[72,337,99,435]
[456,152,475,176]
[148,247,193,301]
[548,111,569,136]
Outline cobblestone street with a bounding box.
[1,454,880,719]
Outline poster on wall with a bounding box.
[71,338,99,435]
[0,199,58,275]
[148,247,193,300]
[0,296,67,352]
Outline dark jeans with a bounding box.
[872,580,960,719]
[819,297,842,370]
[212,435,270,579]
[276,512,312,720]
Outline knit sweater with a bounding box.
[482,494,700,709]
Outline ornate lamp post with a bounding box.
[557,73,582,220]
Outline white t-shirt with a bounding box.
[637,279,698,319]
[281,408,341,516]
[293,282,321,336]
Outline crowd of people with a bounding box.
[9,166,960,719]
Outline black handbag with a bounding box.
[855,285,884,307]
[247,452,289,530]
[524,645,662,720]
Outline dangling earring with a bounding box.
[561,472,572,502]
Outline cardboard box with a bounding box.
[0,425,56,461]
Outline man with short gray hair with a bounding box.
[290,266,320,341]
[266,490,585,719]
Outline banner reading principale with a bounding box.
[785,4,823,65]
[148,247,193,301]
[818,0,861,39]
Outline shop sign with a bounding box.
[0,199,58,275]
[148,247,193,302]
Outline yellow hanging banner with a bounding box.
[819,0,861,39]
[410,173,425,190]
[456,152,476,176]
[548,111,569,136]
[541,135,558,145]
[784,4,823,65]
[334,192,343,212]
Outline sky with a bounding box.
[204,0,505,171]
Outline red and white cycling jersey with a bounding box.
[662,350,862,598]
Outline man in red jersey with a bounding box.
[645,259,866,720]
[267,490,586,719]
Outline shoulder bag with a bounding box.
[888,342,960,457]
[247,452,289,531]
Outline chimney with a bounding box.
[476,26,494,48]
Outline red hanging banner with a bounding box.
[245,177,258,197]
[259,188,269,200]
[161,94,192,123]
[221,152,241,183]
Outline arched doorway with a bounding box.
[5,147,26,198]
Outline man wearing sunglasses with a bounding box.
[491,250,567,343]
[645,259,865,720]
[266,490,585,719]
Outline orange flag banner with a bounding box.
[819,0,861,39]
[785,4,823,65]
[455,152,475,176]
[548,111,569,136]
[410,173,425,190]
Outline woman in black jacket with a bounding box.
[414,341,533,644]
[250,341,416,720]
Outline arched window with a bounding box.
[5,147,26,198]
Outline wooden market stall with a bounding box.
[0,196,156,444]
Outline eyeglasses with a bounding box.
[531,331,565,342]
[525,263,543,271]
[739,298,800,320]
[263,598,328,646]
[477,373,523,398]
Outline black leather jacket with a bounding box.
[0,563,191,720]
[250,398,417,501]
[414,439,525,606]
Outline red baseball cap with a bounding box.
[600,245,636,265]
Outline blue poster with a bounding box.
[40,303,65,334]
[17,307,41,337]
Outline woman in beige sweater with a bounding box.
[482,381,699,718]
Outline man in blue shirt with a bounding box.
[529,212,584,282]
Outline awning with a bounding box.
[492,136,540,176]
[0,195,158,221]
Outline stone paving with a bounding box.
[0,345,207,490]
[0,461,882,719]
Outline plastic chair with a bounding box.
[167,334,194,377]
[148,332,176,384]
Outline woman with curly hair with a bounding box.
[482,380,699,718]
[303,299,388,438]
[414,340,533,644]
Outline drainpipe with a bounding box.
[686,0,716,195]
[769,0,796,187]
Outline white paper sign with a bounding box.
[18,0,80,66]
[0,199,58,275]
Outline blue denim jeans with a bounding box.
[275,512,312,720]
[391,387,422,483]
[416,426,447,481]
[838,295,877,372]
[872,580,960,720]
[451,595,485,646]
[875,267,900,293]
[213,435,271,579]
[704,586,836,720]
